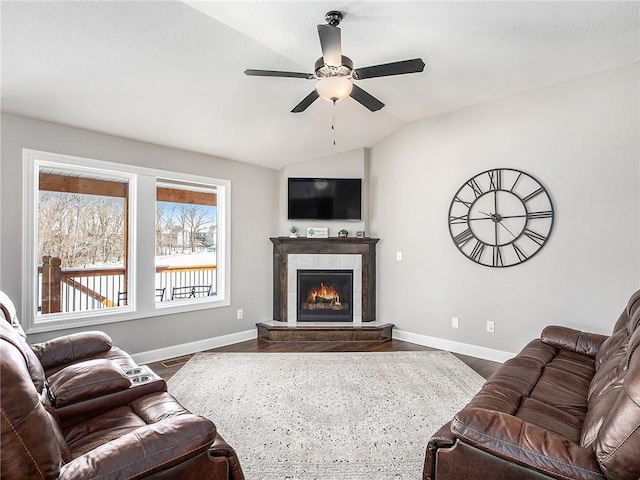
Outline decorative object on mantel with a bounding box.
[338,229,349,238]
[307,227,329,238]
[356,231,365,238]
[289,226,299,238]
[448,168,554,268]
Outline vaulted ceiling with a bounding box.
[2,1,638,170]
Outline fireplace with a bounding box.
[270,237,379,323]
[297,270,353,322]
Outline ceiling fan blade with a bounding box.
[245,69,314,80]
[291,90,320,113]
[317,24,342,67]
[352,58,425,80]
[350,84,384,112]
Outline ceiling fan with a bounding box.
[244,11,425,113]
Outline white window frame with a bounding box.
[23,149,231,333]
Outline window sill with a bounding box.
[25,297,231,335]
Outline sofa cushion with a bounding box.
[582,306,640,448]
[585,328,640,480]
[64,405,147,457]
[0,290,26,338]
[464,340,593,443]
[0,333,64,479]
[541,325,607,358]
[0,296,46,392]
[60,393,217,480]
[528,351,594,422]
[31,331,113,371]
[451,408,605,480]
[595,291,640,369]
[47,358,132,408]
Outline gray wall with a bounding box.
[369,64,640,355]
[0,114,279,353]
[2,63,638,359]
[278,147,370,236]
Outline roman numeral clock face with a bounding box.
[448,168,554,267]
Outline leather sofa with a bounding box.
[424,290,640,480]
[0,291,244,480]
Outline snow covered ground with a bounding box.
[155,251,216,267]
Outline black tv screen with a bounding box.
[288,178,362,220]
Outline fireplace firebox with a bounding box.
[297,270,353,322]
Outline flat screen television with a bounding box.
[288,178,362,220]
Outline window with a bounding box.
[37,166,129,314]
[23,150,230,332]
[155,180,218,305]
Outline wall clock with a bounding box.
[448,168,554,267]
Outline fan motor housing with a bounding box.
[314,56,353,79]
[325,11,343,27]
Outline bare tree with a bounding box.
[176,204,214,253]
[38,192,124,268]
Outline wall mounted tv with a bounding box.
[288,178,362,221]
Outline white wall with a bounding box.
[0,114,279,354]
[279,148,370,237]
[370,64,640,355]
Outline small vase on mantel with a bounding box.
[289,226,299,238]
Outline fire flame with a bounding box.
[306,283,341,306]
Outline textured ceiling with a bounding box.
[2,1,638,170]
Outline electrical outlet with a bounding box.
[451,316,459,328]
[396,251,403,261]
[486,320,495,333]
[237,309,244,320]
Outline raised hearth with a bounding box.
[256,321,394,342]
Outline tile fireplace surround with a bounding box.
[270,237,379,324]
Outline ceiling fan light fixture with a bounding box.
[316,76,353,103]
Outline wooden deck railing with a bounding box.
[39,256,216,314]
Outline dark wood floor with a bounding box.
[148,338,501,381]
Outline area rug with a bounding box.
[167,351,485,480]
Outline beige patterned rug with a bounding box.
[167,351,485,480]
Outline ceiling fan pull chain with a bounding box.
[332,99,336,145]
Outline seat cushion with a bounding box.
[59,393,218,480]
[64,406,147,458]
[528,351,594,422]
[64,392,201,459]
[466,339,595,443]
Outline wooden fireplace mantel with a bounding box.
[270,237,379,322]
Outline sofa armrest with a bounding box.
[47,359,131,407]
[423,421,456,480]
[59,414,216,480]
[540,325,607,358]
[31,331,113,369]
[210,433,245,480]
[452,408,605,480]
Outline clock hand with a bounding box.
[497,221,517,239]
[468,211,494,221]
[479,210,516,237]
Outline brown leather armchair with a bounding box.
[424,290,640,480]
[0,291,244,480]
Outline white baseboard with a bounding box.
[393,328,515,363]
[131,329,257,365]
[130,327,513,365]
